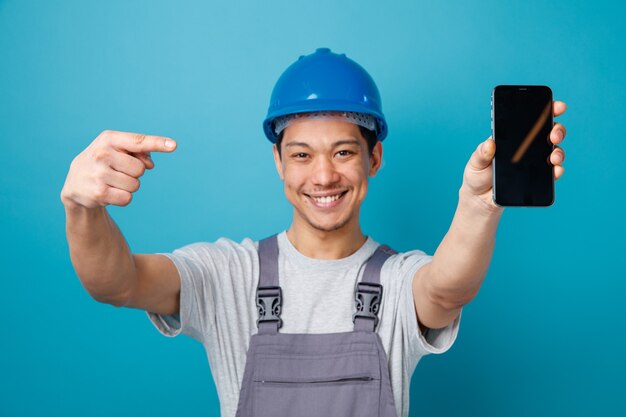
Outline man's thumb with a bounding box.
[471,138,495,170]
[131,152,155,170]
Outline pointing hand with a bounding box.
[60,130,177,209]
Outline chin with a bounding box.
[302,212,353,233]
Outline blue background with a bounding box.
[1,0,624,416]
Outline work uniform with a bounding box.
[148,231,460,417]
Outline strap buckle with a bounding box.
[256,286,283,328]
[352,282,383,329]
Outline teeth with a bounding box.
[312,193,343,204]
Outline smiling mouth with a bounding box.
[304,191,348,208]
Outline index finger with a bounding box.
[105,130,177,153]
[553,101,567,118]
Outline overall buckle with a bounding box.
[352,282,383,328]
[256,286,283,328]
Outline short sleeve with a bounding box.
[396,251,461,371]
[146,243,219,343]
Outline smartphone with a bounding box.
[491,85,555,207]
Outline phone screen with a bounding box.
[492,85,554,207]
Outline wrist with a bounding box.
[60,191,104,215]
[458,184,504,218]
[60,189,83,211]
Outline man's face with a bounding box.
[272,117,382,233]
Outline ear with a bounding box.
[272,144,284,180]
[368,141,383,177]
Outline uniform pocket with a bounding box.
[252,352,381,417]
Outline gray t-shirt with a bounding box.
[147,231,460,417]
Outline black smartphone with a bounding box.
[491,85,555,207]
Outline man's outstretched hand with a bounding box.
[61,130,177,209]
[461,100,568,211]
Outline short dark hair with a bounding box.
[276,125,378,159]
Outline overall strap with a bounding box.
[256,234,282,335]
[353,244,397,332]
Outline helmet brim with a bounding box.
[263,100,388,143]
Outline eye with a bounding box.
[292,152,309,160]
[336,150,354,157]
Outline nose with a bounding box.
[311,155,341,186]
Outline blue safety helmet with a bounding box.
[263,48,388,143]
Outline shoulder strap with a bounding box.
[256,234,282,334]
[256,236,397,334]
[353,244,397,332]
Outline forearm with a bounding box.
[428,185,504,307]
[63,202,137,305]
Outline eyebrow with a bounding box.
[284,139,361,149]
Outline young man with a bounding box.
[61,48,568,417]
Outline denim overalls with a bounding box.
[234,234,399,417]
